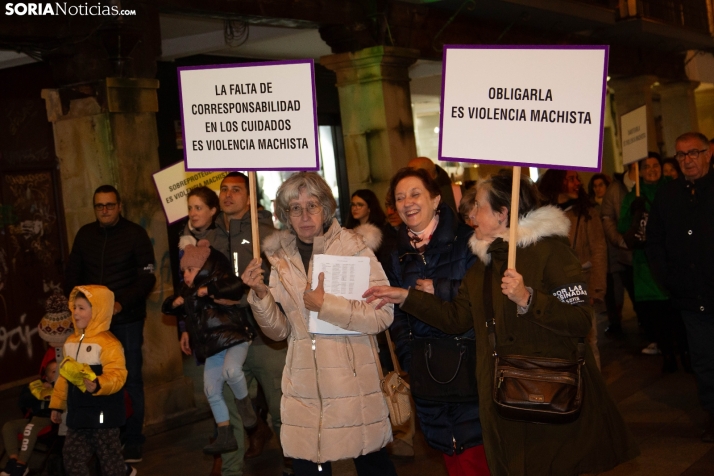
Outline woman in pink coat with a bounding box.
[243,172,397,476]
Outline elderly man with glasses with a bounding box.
[64,184,156,463]
[647,132,714,442]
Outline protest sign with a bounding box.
[620,105,648,166]
[178,59,319,171]
[439,45,609,265]
[152,162,227,224]
[178,59,320,258]
[439,45,609,172]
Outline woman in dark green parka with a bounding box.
[365,172,639,476]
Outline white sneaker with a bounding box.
[642,343,661,355]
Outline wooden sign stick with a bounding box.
[507,166,521,269]
[634,161,640,197]
[248,171,260,259]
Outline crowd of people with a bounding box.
[1,131,713,476]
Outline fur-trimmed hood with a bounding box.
[351,223,382,252]
[261,220,382,255]
[468,205,570,264]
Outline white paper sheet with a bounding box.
[308,254,371,335]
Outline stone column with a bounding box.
[42,78,196,431]
[655,81,700,157]
[609,75,660,154]
[321,46,419,201]
[695,87,714,140]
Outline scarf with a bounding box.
[407,212,439,252]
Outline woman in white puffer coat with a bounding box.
[242,172,397,476]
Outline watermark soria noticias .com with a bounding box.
[5,3,137,16]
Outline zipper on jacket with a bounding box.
[452,435,456,451]
[311,336,324,468]
[226,224,234,276]
[398,250,427,267]
[345,337,356,377]
[99,229,108,284]
[75,333,86,360]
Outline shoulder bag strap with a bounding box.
[370,335,386,380]
[385,330,403,374]
[483,263,497,356]
[576,339,586,363]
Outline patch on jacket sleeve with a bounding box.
[550,282,588,305]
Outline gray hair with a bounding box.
[675,131,710,149]
[458,186,478,220]
[274,172,337,231]
[477,171,541,223]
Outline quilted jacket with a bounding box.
[162,247,256,363]
[247,219,393,464]
[50,285,128,429]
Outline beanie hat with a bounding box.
[181,239,211,270]
[38,293,74,346]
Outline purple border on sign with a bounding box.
[177,59,321,172]
[438,44,610,173]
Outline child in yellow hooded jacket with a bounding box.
[49,285,134,476]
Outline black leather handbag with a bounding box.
[484,264,585,424]
[408,333,478,403]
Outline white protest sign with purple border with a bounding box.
[439,45,609,172]
[178,59,320,171]
[620,105,648,166]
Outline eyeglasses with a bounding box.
[675,149,708,161]
[94,203,118,211]
[286,202,322,217]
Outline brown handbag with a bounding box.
[371,331,412,427]
[484,264,585,424]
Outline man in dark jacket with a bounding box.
[64,185,156,462]
[647,131,714,442]
[208,172,286,476]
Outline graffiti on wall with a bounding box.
[0,171,65,385]
[5,172,58,269]
[0,313,38,359]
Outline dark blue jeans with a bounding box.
[681,310,714,412]
[111,319,145,446]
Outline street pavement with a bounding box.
[3,299,714,475]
